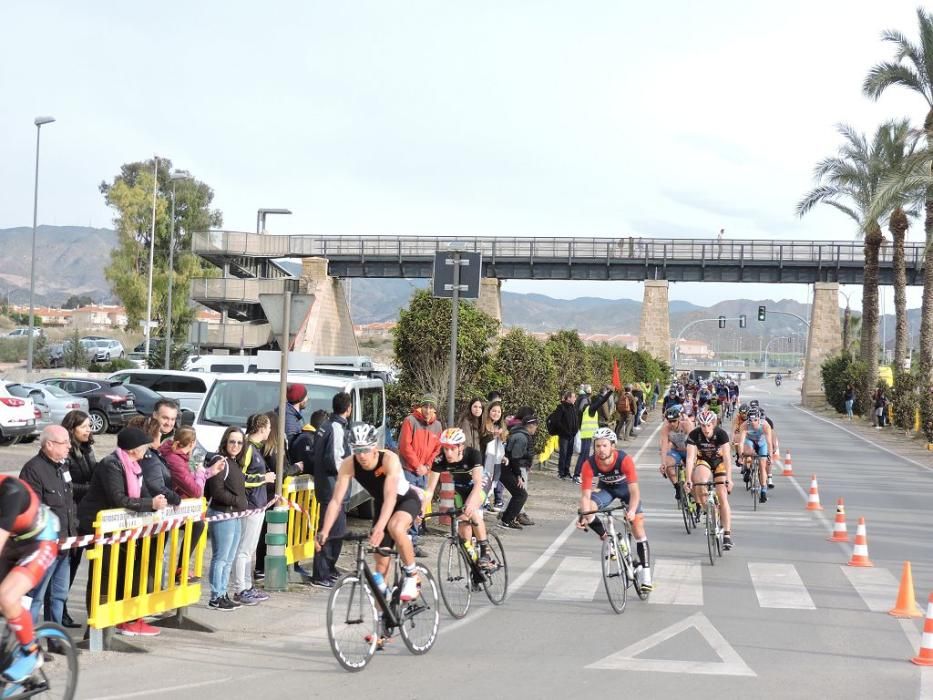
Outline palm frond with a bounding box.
[822,201,863,226]
[863,61,929,103]
[796,186,839,218]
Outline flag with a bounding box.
[612,358,621,391]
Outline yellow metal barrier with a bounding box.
[283,475,319,565]
[87,499,206,632]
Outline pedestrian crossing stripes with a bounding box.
[841,566,900,612]
[747,563,815,609]
[647,559,702,606]
[538,556,603,601]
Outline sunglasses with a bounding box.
[227,439,243,445]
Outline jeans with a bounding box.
[30,552,70,624]
[615,414,633,439]
[208,511,242,599]
[403,470,426,545]
[573,438,592,478]
[845,399,854,419]
[498,469,528,524]
[233,512,264,593]
[557,436,574,477]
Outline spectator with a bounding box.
[19,426,75,628]
[397,395,443,556]
[499,412,535,529]
[481,400,507,511]
[288,410,329,476]
[874,387,888,428]
[572,386,612,482]
[60,409,96,629]
[232,415,276,606]
[309,392,353,587]
[152,398,179,442]
[552,390,580,480]
[77,427,168,637]
[458,397,485,452]
[282,383,308,445]
[844,384,855,420]
[616,385,637,441]
[205,426,248,611]
[651,379,661,411]
[597,385,615,428]
[631,383,645,429]
[128,416,181,509]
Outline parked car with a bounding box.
[88,338,125,362]
[37,378,137,434]
[125,352,148,369]
[107,369,214,413]
[121,383,195,426]
[5,382,89,423]
[0,383,37,446]
[62,338,99,364]
[5,327,42,338]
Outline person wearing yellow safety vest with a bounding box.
[571,386,613,484]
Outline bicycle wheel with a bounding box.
[679,486,693,534]
[601,536,627,614]
[706,504,717,566]
[31,623,78,700]
[399,565,440,655]
[327,574,378,672]
[436,539,472,618]
[751,466,759,511]
[481,532,509,605]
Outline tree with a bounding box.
[100,158,222,340]
[491,329,558,437]
[62,294,94,310]
[544,331,590,392]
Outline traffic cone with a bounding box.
[911,593,933,665]
[782,451,794,476]
[847,517,873,567]
[806,475,823,511]
[826,498,848,542]
[889,561,923,618]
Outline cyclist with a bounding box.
[316,424,422,601]
[658,405,693,502]
[738,408,773,504]
[576,428,652,591]
[420,428,494,569]
[0,475,59,685]
[685,410,734,550]
[747,400,780,489]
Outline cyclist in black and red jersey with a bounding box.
[576,428,653,591]
[0,475,60,684]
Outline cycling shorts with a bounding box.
[453,482,488,510]
[692,459,728,482]
[591,483,644,513]
[744,438,769,458]
[667,449,686,466]
[372,489,421,549]
[0,507,60,589]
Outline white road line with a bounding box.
[748,562,815,609]
[898,619,933,700]
[793,404,933,474]
[648,558,703,606]
[841,566,900,612]
[92,671,280,700]
[538,556,602,601]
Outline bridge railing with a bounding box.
[189,277,300,303]
[192,231,920,266]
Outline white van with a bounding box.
[107,369,216,413]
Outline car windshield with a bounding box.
[95,340,110,347]
[37,385,72,399]
[201,379,334,428]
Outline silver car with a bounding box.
[6,382,90,424]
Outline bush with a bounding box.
[891,368,919,432]
[0,338,28,363]
[821,353,867,415]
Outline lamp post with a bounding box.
[256,208,292,234]
[164,169,191,369]
[144,156,159,360]
[26,116,55,373]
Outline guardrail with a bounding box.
[190,277,300,304]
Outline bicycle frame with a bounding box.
[423,509,487,585]
[348,537,402,631]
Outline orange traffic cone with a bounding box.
[782,451,794,476]
[911,593,933,665]
[847,517,873,567]
[890,561,923,618]
[806,475,823,511]
[827,498,848,542]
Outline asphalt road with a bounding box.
[52,383,933,698]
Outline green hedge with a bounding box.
[821,353,867,415]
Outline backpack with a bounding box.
[546,409,560,434]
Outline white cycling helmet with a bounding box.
[348,422,379,451]
[697,410,717,427]
[593,427,618,444]
[439,427,466,446]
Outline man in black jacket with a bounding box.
[499,413,536,529]
[19,426,74,626]
[308,392,352,587]
[553,391,580,480]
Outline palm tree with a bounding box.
[864,7,933,386]
[796,124,885,412]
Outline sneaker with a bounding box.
[759,490,768,504]
[414,545,428,559]
[400,573,420,601]
[484,502,501,513]
[723,533,734,550]
[234,590,259,607]
[637,567,653,592]
[248,587,270,602]
[309,578,335,589]
[558,474,568,481]
[767,475,775,489]
[572,476,582,485]
[223,594,242,609]
[1,646,41,684]
[494,501,505,510]
[293,563,313,578]
[117,619,161,637]
[209,596,237,611]
[516,512,535,526]
[498,518,523,530]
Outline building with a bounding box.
[70,305,128,330]
[676,338,712,358]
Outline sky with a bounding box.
[1,1,928,310]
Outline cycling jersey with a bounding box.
[432,447,490,502]
[581,450,637,491]
[353,451,420,547]
[667,425,688,452]
[0,476,59,589]
[687,427,730,477]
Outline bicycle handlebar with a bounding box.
[421,508,464,519]
[578,504,628,517]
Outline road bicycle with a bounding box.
[694,480,724,565]
[578,504,649,614]
[423,508,508,619]
[675,462,699,535]
[326,533,439,672]
[742,454,761,511]
[0,621,78,700]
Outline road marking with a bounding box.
[898,619,933,700]
[748,562,815,609]
[92,671,281,699]
[538,556,602,601]
[841,566,899,612]
[648,558,703,606]
[586,612,756,677]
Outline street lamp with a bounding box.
[144,156,159,360]
[26,116,55,373]
[164,169,191,369]
[256,208,292,234]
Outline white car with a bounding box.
[90,338,125,362]
[6,327,41,338]
[0,383,37,446]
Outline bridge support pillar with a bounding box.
[802,282,842,407]
[638,280,671,363]
[293,258,360,357]
[474,278,502,323]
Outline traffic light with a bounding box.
[739,314,747,329]
[758,305,766,322]
[718,315,726,329]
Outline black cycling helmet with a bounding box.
[746,408,762,421]
[738,402,749,415]
[749,399,760,409]
[665,405,682,421]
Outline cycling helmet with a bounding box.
[439,427,466,447]
[738,402,749,415]
[749,399,760,409]
[746,408,762,421]
[348,422,379,451]
[592,427,618,444]
[665,405,683,421]
[697,410,717,427]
